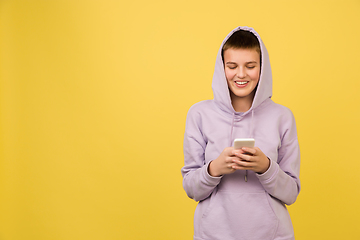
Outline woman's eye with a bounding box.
[228,66,237,69]
[247,66,255,69]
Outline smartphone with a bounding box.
[233,138,255,149]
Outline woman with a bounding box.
[182,26,301,240]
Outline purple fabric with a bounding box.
[182,26,300,240]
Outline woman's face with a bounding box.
[223,48,261,103]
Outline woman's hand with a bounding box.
[208,147,241,177]
[232,147,270,174]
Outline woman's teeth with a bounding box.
[235,81,248,85]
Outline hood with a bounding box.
[212,26,273,115]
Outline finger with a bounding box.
[232,158,254,167]
[233,150,251,159]
[231,149,244,157]
[223,147,231,155]
[229,162,238,168]
[238,153,253,162]
[226,156,241,164]
[231,164,244,170]
[241,147,256,155]
[229,149,242,158]
[232,161,254,170]
[231,158,242,166]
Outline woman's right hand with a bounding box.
[208,147,240,177]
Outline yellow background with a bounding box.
[1,0,359,239]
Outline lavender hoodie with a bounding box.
[182,26,300,240]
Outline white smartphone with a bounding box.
[233,138,255,149]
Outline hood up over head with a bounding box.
[212,26,273,116]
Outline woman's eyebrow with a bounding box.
[226,61,258,64]
[246,61,258,64]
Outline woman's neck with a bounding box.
[230,91,255,112]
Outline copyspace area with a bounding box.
[1,1,359,239]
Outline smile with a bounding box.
[235,81,248,85]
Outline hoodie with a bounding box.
[181,26,300,240]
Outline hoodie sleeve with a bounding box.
[257,109,301,205]
[181,106,222,202]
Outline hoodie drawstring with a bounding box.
[245,110,255,182]
[230,113,235,147]
[230,110,254,182]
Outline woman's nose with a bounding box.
[237,67,246,78]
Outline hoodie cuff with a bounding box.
[256,158,279,182]
[204,161,223,185]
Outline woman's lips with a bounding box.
[234,81,249,88]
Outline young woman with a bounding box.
[182,26,300,240]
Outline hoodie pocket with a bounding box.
[200,191,279,240]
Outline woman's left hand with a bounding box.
[232,147,270,174]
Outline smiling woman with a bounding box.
[182,26,301,240]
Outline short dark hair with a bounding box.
[222,30,261,60]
